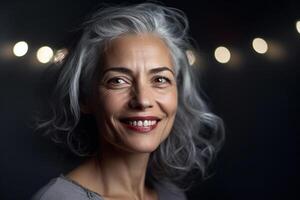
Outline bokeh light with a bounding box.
[296,20,300,34]
[214,46,231,63]
[252,38,268,54]
[37,46,53,63]
[13,41,28,57]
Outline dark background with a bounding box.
[0,0,299,199]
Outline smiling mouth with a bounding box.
[119,118,161,133]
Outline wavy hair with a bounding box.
[36,2,225,191]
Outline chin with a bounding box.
[122,140,161,154]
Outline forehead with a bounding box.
[102,33,173,69]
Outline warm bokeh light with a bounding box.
[214,46,231,63]
[13,41,28,57]
[37,46,53,63]
[252,38,268,54]
[54,48,68,64]
[296,21,300,34]
[186,50,196,65]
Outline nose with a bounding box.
[129,83,153,110]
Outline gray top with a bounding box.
[31,174,187,200]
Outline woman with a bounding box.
[32,2,225,200]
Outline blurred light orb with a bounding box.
[296,21,300,34]
[13,41,28,57]
[214,46,231,63]
[252,38,268,54]
[186,50,196,65]
[54,48,68,64]
[37,46,53,63]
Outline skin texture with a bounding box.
[67,34,178,200]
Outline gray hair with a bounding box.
[36,2,225,191]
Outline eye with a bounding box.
[108,77,126,84]
[106,77,130,88]
[153,76,171,87]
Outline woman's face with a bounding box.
[86,34,178,153]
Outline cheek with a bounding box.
[155,87,178,116]
[96,89,129,116]
[93,89,129,143]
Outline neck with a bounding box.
[68,139,153,200]
[95,139,151,198]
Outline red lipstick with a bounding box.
[120,116,160,133]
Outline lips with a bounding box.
[119,116,161,133]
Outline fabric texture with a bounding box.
[31,174,187,200]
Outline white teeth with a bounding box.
[137,121,143,126]
[143,120,148,126]
[126,120,157,127]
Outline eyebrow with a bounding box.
[102,66,175,76]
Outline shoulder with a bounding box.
[153,181,188,200]
[31,176,102,200]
